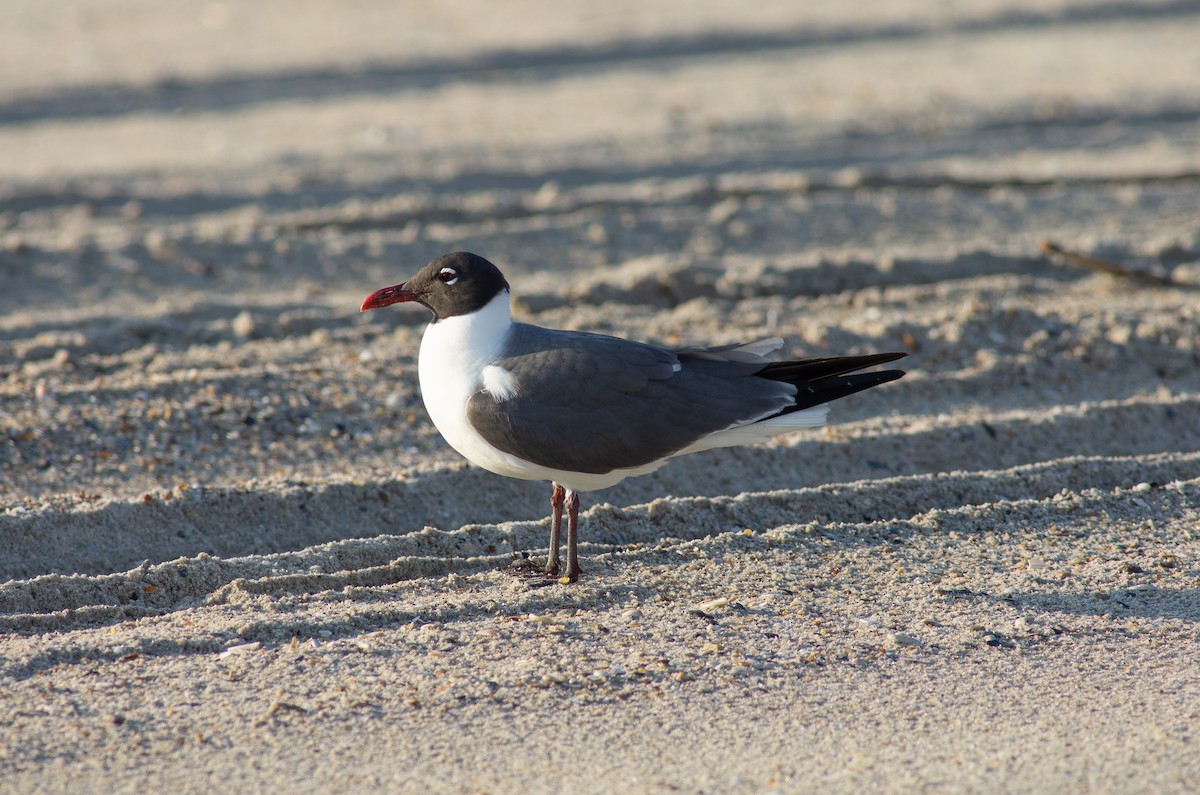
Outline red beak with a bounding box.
[360,283,421,311]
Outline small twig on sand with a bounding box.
[1039,240,1181,287]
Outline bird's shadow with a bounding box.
[997,586,1200,624]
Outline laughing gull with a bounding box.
[361,252,906,582]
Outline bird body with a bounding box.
[362,252,907,581]
[418,289,833,492]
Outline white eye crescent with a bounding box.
[437,267,458,285]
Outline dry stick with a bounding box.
[1039,240,1181,287]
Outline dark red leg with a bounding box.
[546,482,566,576]
[565,488,582,582]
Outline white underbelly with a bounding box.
[419,356,663,490]
[416,312,670,491]
[412,303,571,486]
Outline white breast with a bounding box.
[418,291,509,446]
[415,293,554,484]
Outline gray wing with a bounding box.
[466,324,794,474]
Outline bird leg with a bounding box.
[564,488,582,582]
[546,482,566,576]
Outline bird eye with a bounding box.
[437,267,458,284]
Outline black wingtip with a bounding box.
[758,350,909,414]
[786,367,906,412]
[873,351,908,365]
[758,351,908,384]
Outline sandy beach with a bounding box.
[3,1,1200,792]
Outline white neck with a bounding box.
[425,288,510,360]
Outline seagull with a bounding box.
[361,252,906,582]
